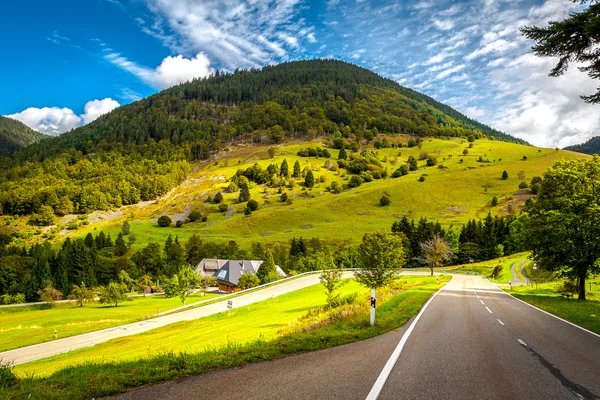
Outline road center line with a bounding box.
[480,300,485,305]
[497,319,505,326]
[517,338,527,347]
[485,306,492,314]
[365,278,451,400]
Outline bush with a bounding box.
[467,135,475,142]
[213,192,223,203]
[238,273,261,290]
[501,170,509,180]
[219,203,229,212]
[418,176,426,182]
[522,155,528,160]
[392,164,409,177]
[206,195,213,203]
[29,205,56,226]
[463,149,468,155]
[245,207,252,216]
[176,220,184,227]
[380,195,391,206]
[247,199,259,211]
[491,265,502,279]
[491,196,499,206]
[188,210,203,222]
[157,215,172,227]
[0,359,17,389]
[426,156,437,166]
[518,181,528,189]
[348,175,362,188]
[280,192,289,202]
[407,139,417,147]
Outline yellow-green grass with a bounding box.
[447,253,529,283]
[0,292,221,352]
[4,276,449,399]
[2,137,586,250]
[508,279,600,335]
[16,277,432,378]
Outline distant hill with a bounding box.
[564,136,600,155]
[0,59,528,218]
[0,116,46,155]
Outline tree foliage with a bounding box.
[100,282,128,307]
[523,156,600,300]
[417,234,453,275]
[354,232,406,289]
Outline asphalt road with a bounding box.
[112,275,600,400]
[510,260,529,286]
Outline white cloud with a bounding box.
[464,106,486,118]
[140,0,307,69]
[436,64,465,79]
[465,39,518,61]
[81,98,120,124]
[7,98,120,136]
[432,19,455,31]
[307,33,317,43]
[106,52,213,89]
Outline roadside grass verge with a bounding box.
[0,292,221,352]
[445,253,529,283]
[507,280,600,335]
[1,276,449,400]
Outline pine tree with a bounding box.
[338,147,347,160]
[115,233,128,256]
[280,159,289,176]
[305,170,315,188]
[256,251,277,284]
[502,170,509,180]
[121,221,131,235]
[292,160,301,178]
[185,234,204,266]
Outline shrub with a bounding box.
[522,155,528,160]
[305,170,315,188]
[463,149,469,155]
[467,135,475,142]
[426,155,437,166]
[362,173,373,183]
[188,211,203,222]
[418,176,426,182]
[29,205,56,226]
[201,216,208,222]
[213,192,223,203]
[238,273,261,290]
[206,195,213,203]
[319,175,326,183]
[280,192,289,202]
[408,156,418,171]
[218,203,228,212]
[0,359,17,389]
[491,196,499,206]
[518,181,528,189]
[348,175,362,188]
[157,215,172,227]
[245,207,252,216]
[380,195,391,206]
[501,170,509,180]
[407,139,417,147]
[247,199,259,211]
[176,220,184,227]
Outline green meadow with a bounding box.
[34,137,584,251]
[0,292,221,352]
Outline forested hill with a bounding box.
[6,59,524,164]
[0,116,47,155]
[0,59,526,218]
[565,136,600,155]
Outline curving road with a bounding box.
[112,274,600,400]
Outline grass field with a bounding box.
[4,276,449,399]
[15,276,439,378]
[0,292,221,352]
[1,137,586,250]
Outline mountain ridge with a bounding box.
[0,116,47,155]
[564,136,600,155]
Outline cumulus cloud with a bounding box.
[81,98,120,124]
[106,52,213,89]
[7,98,120,136]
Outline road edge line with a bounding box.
[498,287,600,340]
[365,277,452,400]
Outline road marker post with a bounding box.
[370,289,376,326]
[227,300,233,316]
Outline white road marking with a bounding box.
[480,300,485,305]
[499,290,600,339]
[477,295,480,299]
[517,339,527,346]
[365,278,452,400]
[485,306,492,314]
[497,319,505,326]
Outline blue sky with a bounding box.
[2,0,597,147]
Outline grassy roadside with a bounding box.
[506,280,600,335]
[1,276,449,399]
[0,292,221,352]
[445,253,529,283]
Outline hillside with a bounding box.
[0,116,46,155]
[0,59,528,220]
[0,136,583,250]
[564,136,600,155]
